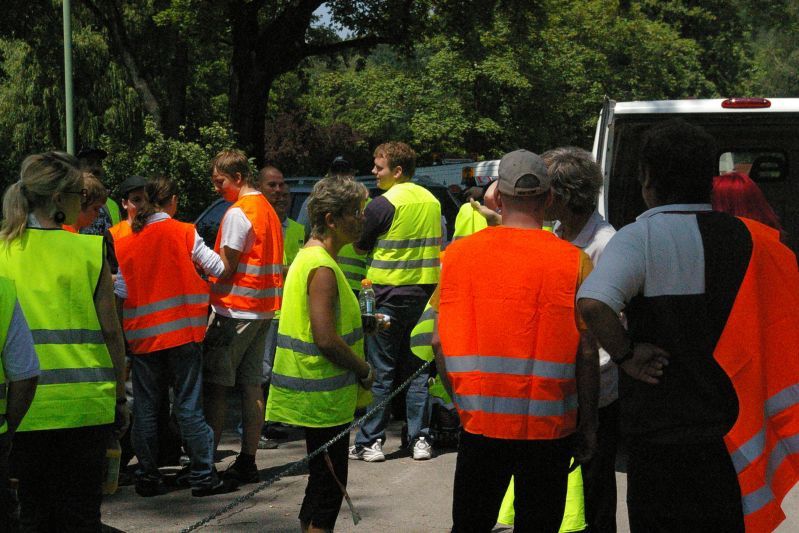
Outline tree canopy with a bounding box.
[0,0,791,219]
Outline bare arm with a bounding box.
[218,245,242,280]
[573,329,599,462]
[95,259,127,400]
[308,266,371,379]
[5,377,37,434]
[577,298,669,385]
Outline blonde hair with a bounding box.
[308,177,368,239]
[1,152,84,241]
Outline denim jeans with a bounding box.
[131,342,216,487]
[355,293,431,447]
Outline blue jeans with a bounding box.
[355,294,431,447]
[131,342,216,487]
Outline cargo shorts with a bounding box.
[203,311,270,387]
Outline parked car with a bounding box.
[195,176,462,248]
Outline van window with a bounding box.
[719,151,787,182]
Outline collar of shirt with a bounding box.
[146,212,171,224]
[636,203,712,220]
[570,210,606,248]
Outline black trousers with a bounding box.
[452,430,572,533]
[10,425,110,533]
[299,424,349,530]
[627,436,744,533]
[582,400,620,533]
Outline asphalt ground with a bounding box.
[101,416,799,533]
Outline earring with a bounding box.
[54,211,66,224]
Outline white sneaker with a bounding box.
[348,439,386,462]
[412,437,432,460]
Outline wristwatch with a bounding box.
[612,342,635,365]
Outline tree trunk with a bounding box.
[165,35,188,137]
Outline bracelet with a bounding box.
[613,342,635,365]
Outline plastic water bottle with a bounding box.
[102,438,122,495]
[359,279,376,333]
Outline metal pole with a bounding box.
[63,0,75,154]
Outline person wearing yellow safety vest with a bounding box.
[266,176,375,533]
[204,149,283,485]
[0,152,128,530]
[349,142,441,462]
[0,277,39,530]
[257,164,305,448]
[452,186,490,241]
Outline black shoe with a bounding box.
[258,436,279,450]
[164,466,192,488]
[222,459,260,484]
[135,476,168,497]
[191,477,238,497]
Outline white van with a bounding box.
[593,97,799,252]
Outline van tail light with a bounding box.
[722,98,771,109]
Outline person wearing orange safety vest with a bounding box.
[578,119,799,532]
[114,176,237,497]
[203,149,283,485]
[436,149,599,533]
[109,175,147,243]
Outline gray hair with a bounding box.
[308,176,368,239]
[541,147,602,215]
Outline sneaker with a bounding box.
[412,437,432,460]
[221,458,260,484]
[348,439,385,462]
[192,477,238,497]
[258,436,279,450]
[164,466,192,488]
[134,475,168,497]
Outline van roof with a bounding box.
[614,98,799,114]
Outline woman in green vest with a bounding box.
[266,176,374,533]
[0,152,128,531]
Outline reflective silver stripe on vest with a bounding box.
[344,271,363,282]
[731,428,766,473]
[125,316,208,341]
[123,293,208,320]
[38,367,115,385]
[454,393,577,417]
[338,256,365,267]
[742,484,774,516]
[211,284,282,298]
[235,263,283,276]
[410,332,432,348]
[736,432,799,516]
[31,329,105,345]
[276,328,364,356]
[368,258,440,270]
[376,237,442,249]
[446,355,575,380]
[766,383,799,417]
[418,306,437,322]
[270,371,357,392]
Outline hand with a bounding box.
[620,342,670,385]
[572,427,597,464]
[112,401,130,440]
[469,199,501,226]
[376,313,391,331]
[358,363,375,390]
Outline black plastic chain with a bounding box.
[180,359,434,532]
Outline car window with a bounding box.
[195,198,231,248]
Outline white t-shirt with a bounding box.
[3,301,40,382]
[555,211,618,407]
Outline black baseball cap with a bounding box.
[330,156,355,174]
[118,175,147,197]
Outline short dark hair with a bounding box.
[639,119,716,204]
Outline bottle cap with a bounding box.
[361,278,372,288]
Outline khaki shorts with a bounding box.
[203,311,270,387]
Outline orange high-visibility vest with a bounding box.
[115,218,209,354]
[62,225,78,233]
[109,220,132,241]
[713,218,799,533]
[209,194,283,314]
[438,226,582,440]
